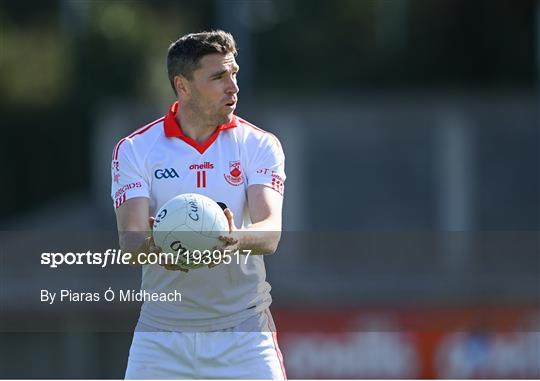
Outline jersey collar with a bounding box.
[164,101,237,154]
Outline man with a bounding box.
[111,30,287,379]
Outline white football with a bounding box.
[152,193,229,269]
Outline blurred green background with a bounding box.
[0,0,536,221]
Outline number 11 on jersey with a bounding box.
[196,171,206,188]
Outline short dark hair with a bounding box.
[167,30,237,95]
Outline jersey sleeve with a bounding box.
[246,134,286,196]
[111,139,150,209]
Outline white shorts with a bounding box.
[125,309,287,379]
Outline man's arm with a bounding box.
[115,197,152,266]
[116,197,188,271]
[224,184,283,255]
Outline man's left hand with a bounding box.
[209,208,240,268]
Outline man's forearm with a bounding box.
[236,219,282,255]
[119,231,151,265]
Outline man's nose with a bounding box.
[226,76,239,94]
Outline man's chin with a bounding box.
[218,113,234,125]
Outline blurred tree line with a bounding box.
[0,0,536,220]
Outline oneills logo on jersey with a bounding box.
[189,162,214,170]
[190,162,213,188]
[224,161,244,186]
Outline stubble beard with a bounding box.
[186,94,229,128]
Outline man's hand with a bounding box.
[208,185,284,266]
[209,208,239,268]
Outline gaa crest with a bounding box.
[224,160,244,186]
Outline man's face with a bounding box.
[185,52,239,125]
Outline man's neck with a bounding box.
[177,106,217,144]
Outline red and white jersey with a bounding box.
[111,101,286,331]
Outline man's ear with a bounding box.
[174,75,190,97]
